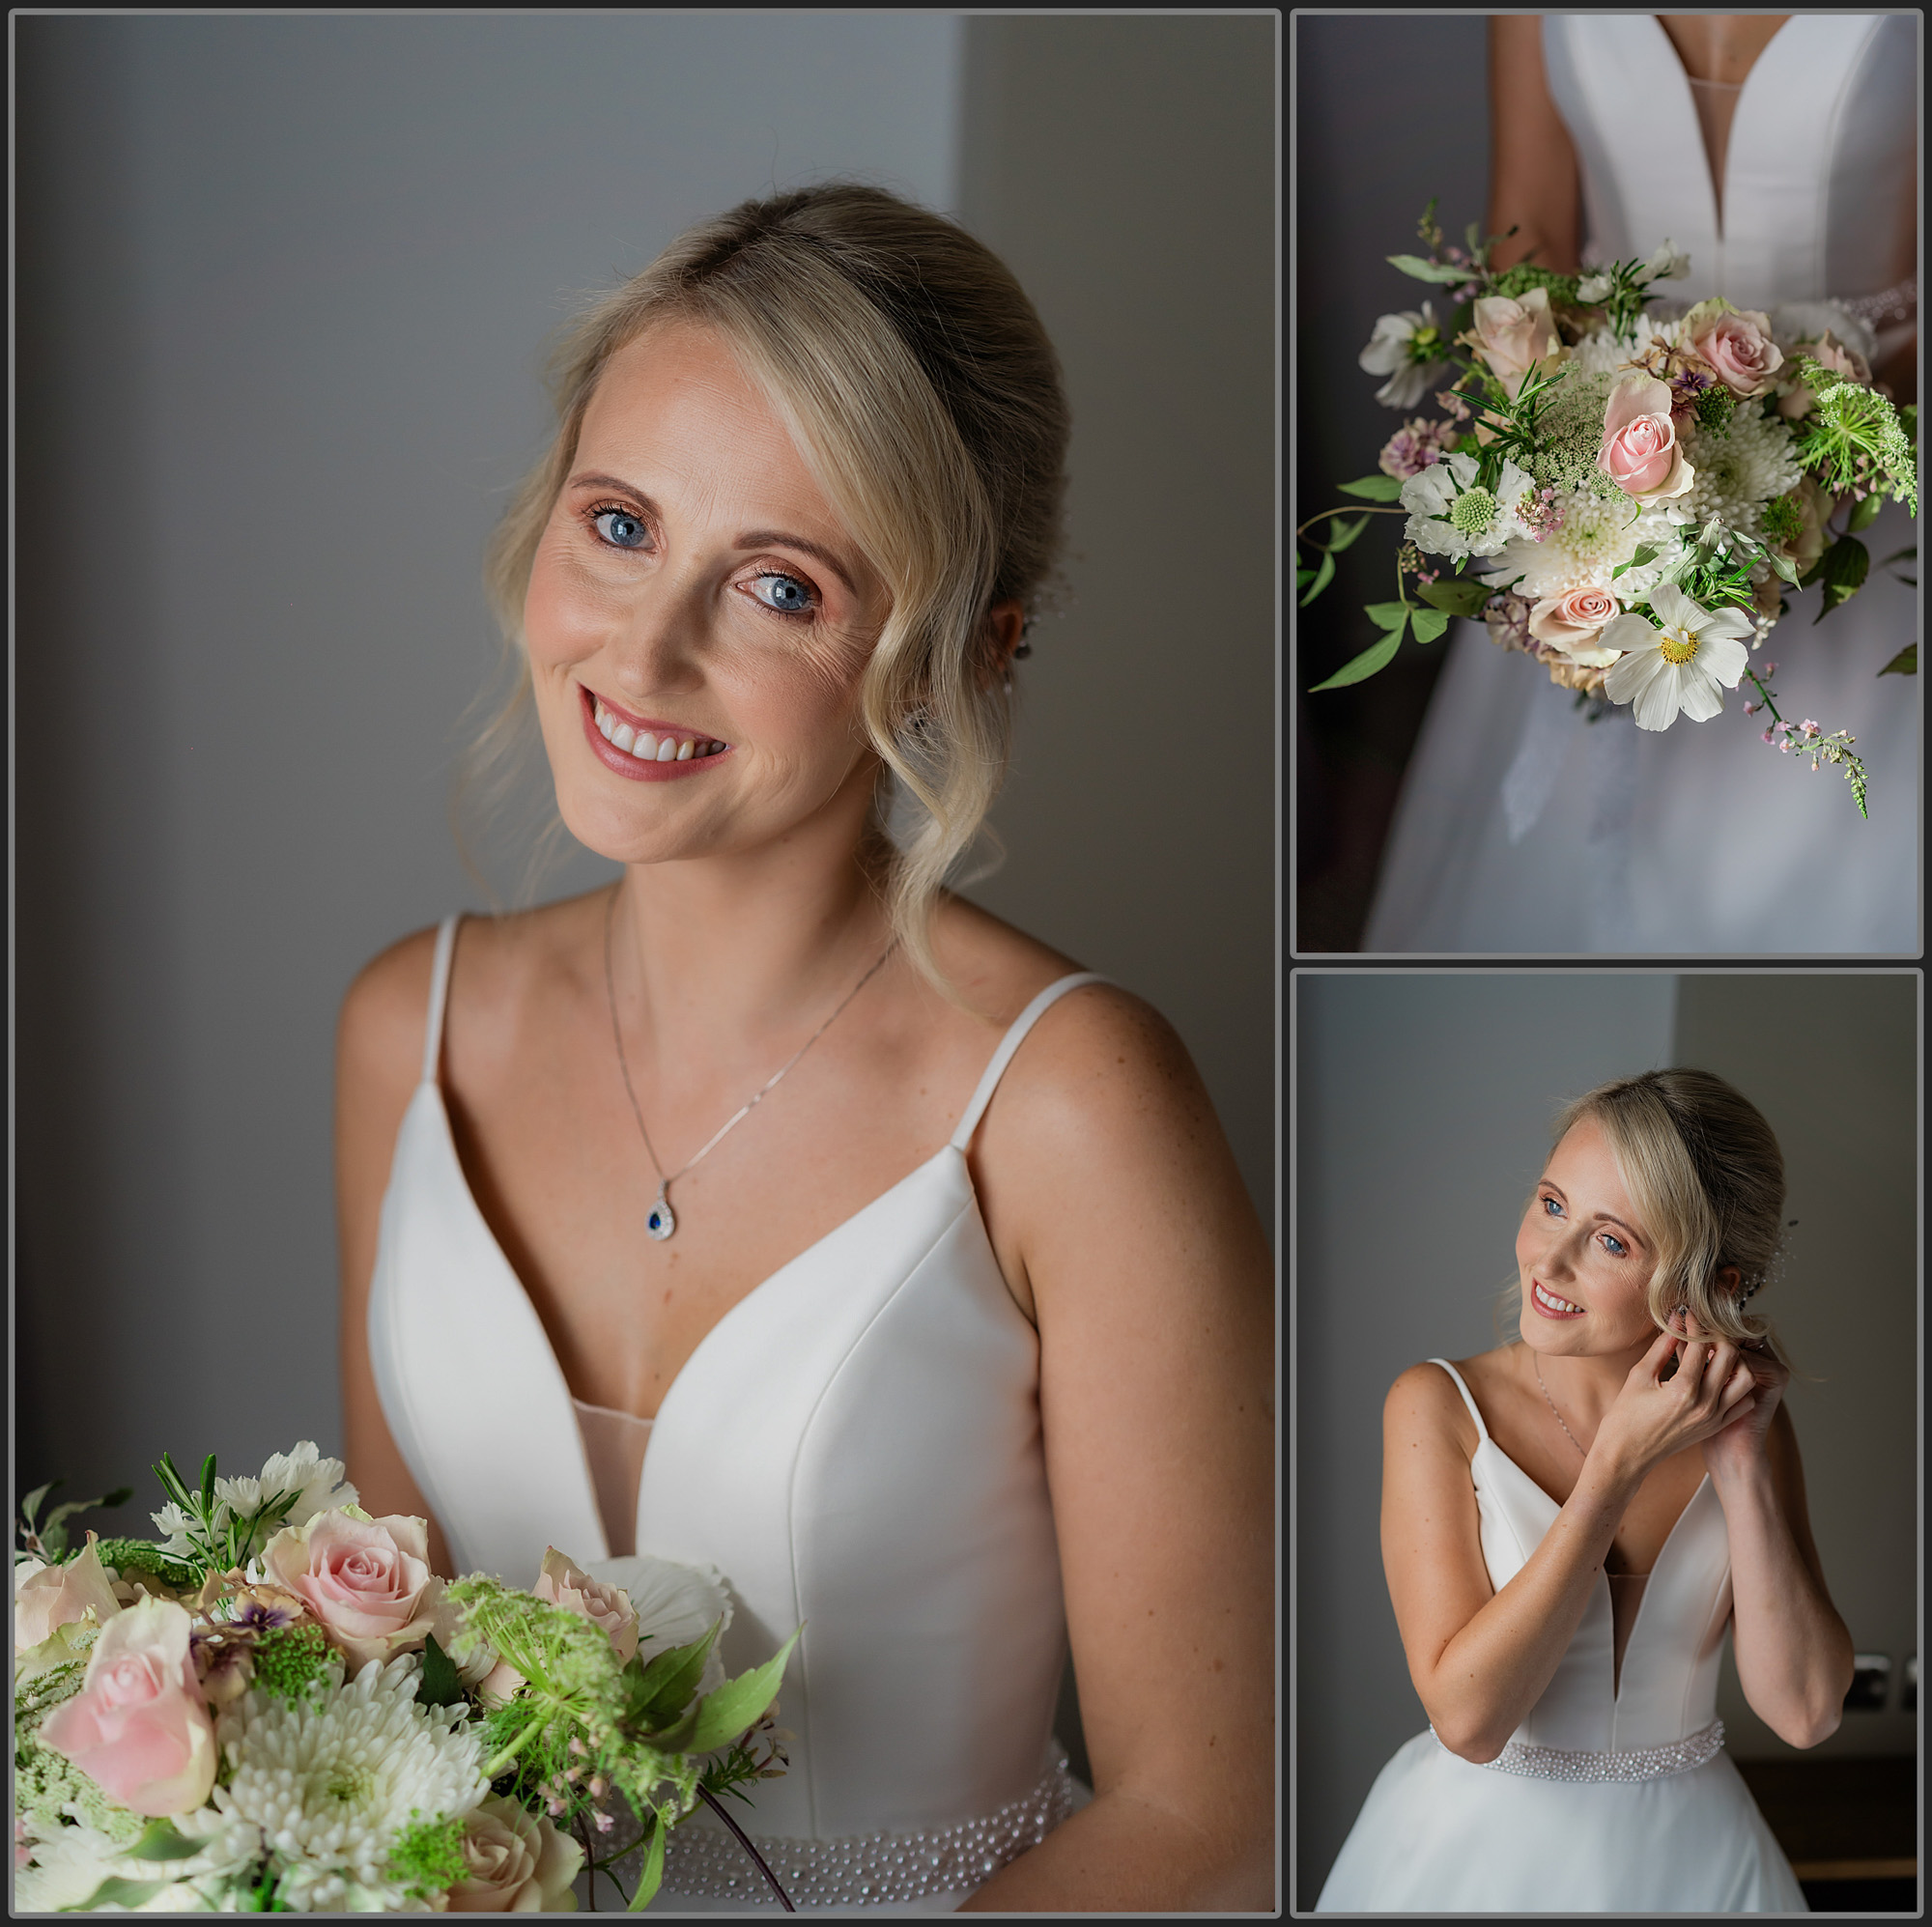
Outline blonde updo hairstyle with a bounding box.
[473,184,1070,1002]
[1503,1068,1791,1359]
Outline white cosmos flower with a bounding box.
[1402,451,1537,560]
[584,1552,734,1696]
[1358,302,1453,410]
[1601,582,1753,729]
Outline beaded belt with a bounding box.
[654,1751,1080,1907]
[1835,277,1917,330]
[1433,1717,1725,1783]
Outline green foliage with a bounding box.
[127,1820,206,1863]
[61,1877,172,1913]
[251,1623,336,1706]
[1415,578,1492,617]
[1846,490,1884,532]
[418,1633,468,1712]
[1878,644,1917,676]
[1814,536,1869,620]
[1336,474,1406,502]
[1308,621,1405,692]
[93,1539,199,1591]
[17,1480,134,1563]
[1791,362,1918,513]
[1386,253,1470,286]
[1491,262,1581,308]
[1757,494,1804,546]
[1692,384,1736,434]
[1409,609,1450,644]
[385,1812,469,1903]
[687,1630,800,1756]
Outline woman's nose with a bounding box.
[609,579,704,692]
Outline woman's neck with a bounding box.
[1526,1337,1654,1439]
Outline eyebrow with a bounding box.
[567,472,859,596]
[1538,1181,1647,1246]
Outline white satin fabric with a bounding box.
[369,915,1103,1911]
[1363,14,1920,955]
[1317,1361,1807,1913]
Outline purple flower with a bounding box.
[1378,416,1460,479]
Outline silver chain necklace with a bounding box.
[1533,1351,1591,1459]
[602,886,896,1242]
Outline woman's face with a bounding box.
[523,321,894,867]
[1515,1116,1661,1355]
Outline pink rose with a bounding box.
[1463,287,1564,398]
[1598,376,1695,501]
[38,1596,216,1817]
[445,1794,583,1912]
[1685,300,1783,398]
[1777,332,1872,418]
[260,1509,441,1670]
[14,1532,122,1652]
[1528,587,1621,658]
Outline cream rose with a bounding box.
[444,1794,583,1912]
[1598,375,1695,501]
[1528,587,1623,662]
[1777,332,1872,418]
[1685,298,1783,398]
[38,1596,217,1817]
[1464,286,1565,398]
[260,1509,441,1670]
[15,1532,122,1652]
[476,1548,639,1706]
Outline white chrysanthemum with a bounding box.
[1569,313,1684,377]
[212,1653,486,1913]
[217,1443,358,1534]
[1402,451,1537,560]
[1480,489,1685,603]
[1677,406,1802,538]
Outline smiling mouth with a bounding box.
[587,692,728,765]
[1532,1280,1586,1318]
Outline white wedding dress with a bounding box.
[1363,14,1919,954]
[368,917,1099,1912]
[1317,1360,1807,1913]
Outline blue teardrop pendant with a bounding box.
[646,1182,676,1241]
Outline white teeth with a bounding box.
[594,700,723,762]
[1535,1282,1583,1314]
[611,723,635,753]
[656,737,676,762]
[676,738,695,760]
[634,730,658,760]
[596,708,615,740]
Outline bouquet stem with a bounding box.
[694,1783,795,1913]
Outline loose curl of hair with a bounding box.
[464,183,1070,1004]
[1499,1068,1792,1361]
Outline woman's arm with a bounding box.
[955,989,1274,1912]
[1699,1341,1855,1746]
[336,924,457,1579]
[1383,1332,1757,1762]
[1488,16,1582,274]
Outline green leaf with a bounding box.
[688,1629,802,1756]
[1878,546,1916,567]
[1815,534,1870,618]
[628,1810,668,1913]
[633,1621,722,1727]
[1323,513,1373,554]
[20,1481,58,1532]
[1765,548,1801,585]
[1386,253,1471,285]
[1608,544,1659,581]
[1307,623,1406,692]
[1410,609,1450,644]
[64,1878,171,1912]
[1336,473,1406,501]
[1295,567,1316,590]
[1416,578,1492,617]
[1299,550,1336,607]
[418,1632,467,1710]
[127,1819,204,1863]
[1361,601,1410,631]
[1878,644,1917,677]
[43,1488,135,1559]
[1846,491,1884,532]
[199,1455,218,1516]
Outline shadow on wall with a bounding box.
[1294,13,1489,951]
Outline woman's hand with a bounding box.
[1692,1312,1789,1481]
[1591,1319,1758,1482]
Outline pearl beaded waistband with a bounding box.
[656,1751,1081,1907]
[1434,1717,1725,1783]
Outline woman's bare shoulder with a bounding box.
[337,922,443,1091]
[1385,1353,1502,1463]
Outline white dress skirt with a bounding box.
[1363,14,1918,955]
[1316,1361,1807,1913]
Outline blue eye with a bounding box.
[1543,1196,1563,1217]
[1602,1233,1629,1258]
[593,509,648,551]
[750,572,813,614]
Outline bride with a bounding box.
[1318,1068,1852,1913]
[1364,14,1918,954]
[332,184,1272,1912]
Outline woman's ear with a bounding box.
[980,599,1026,690]
[1716,1264,1743,1296]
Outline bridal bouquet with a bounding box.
[1300,201,1919,815]
[14,1445,798,1913]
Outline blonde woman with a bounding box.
[334,185,1273,1913]
[1319,1069,1852,1913]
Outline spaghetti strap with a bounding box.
[420,915,462,1087]
[1426,1357,1492,1444]
[949,973,1109,1151]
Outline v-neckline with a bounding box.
[420,1073,967,1437]
[1472,1429,1712,1708]
[1650,15,1790,242]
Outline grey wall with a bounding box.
[957,13,1277,1225]
[1293,971,1918,1909]
[15,14,1276,1569]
